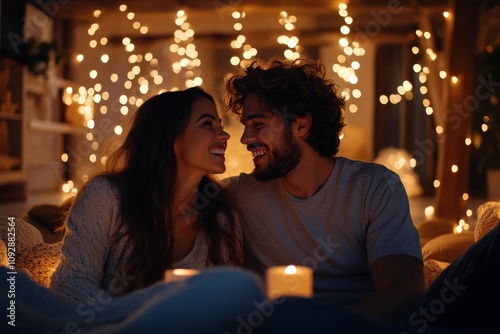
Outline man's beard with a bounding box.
[254,127,302,181]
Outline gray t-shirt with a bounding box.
[225,157,422,305]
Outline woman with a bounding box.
[0,87,265,334]
[50,87,246,305]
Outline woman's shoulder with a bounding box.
[65,175,123,237]
[78,175,120,198]
[70,174,122,216]
[84,174,117,189]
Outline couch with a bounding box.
[0,200,70,287]
[1,199,499,289]
[417,200,500,287]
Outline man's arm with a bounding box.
[352,255,426,323]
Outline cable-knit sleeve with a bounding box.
[50,176,121,305]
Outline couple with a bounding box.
[4,57,499,333]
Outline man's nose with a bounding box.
[240,127,255,145]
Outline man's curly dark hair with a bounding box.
[225,57,346,157]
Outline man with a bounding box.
[223,57,425,323]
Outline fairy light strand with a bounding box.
[170,9,203,88]
[377,10,474,229]
[277,11,301,60]
[331,2,365,117]
[229,10,258,67]
[66,4,201,193]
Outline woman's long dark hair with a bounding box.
[98,87,243,293]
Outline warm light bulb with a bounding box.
[425,206,435,218]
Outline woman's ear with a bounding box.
[294,113,312,139]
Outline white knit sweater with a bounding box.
[50,176,240,306]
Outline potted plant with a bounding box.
[20,37,67,78]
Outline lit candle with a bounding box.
[164,269,200,283]
[266,265,313,299]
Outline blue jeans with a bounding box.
[1,267,265,334]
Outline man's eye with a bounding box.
[203,121,213,127]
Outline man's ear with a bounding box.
[294,113,312,139]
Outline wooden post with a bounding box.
[433,0,480,221]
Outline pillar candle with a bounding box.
[164,268,200,283]
[266,265,313,299]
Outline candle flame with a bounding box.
[285,265,297,274]
[172,269,199,276]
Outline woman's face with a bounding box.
[174,96,230,178]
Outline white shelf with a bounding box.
[28,120,81,134]
[26,76,51,95]
[0,170,24,185]
[0,112,22,121]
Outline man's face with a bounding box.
[240,93,302,181]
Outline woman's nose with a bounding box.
[217,128,230,141]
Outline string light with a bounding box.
[374,11,475,227]
[277,11,301,60]
[330,2,365,119]
[229,10,257,67]
[170,9,203,88]
[455,219,470,233]
[64,4,188,192]
[64,5,476,228]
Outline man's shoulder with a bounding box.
[222,172,257,188]
[337,157,393,175]
[221,172,270,197]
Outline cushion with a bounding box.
[416,218,457,246]
[0,239,7,267]
[422,232,475,263]
[27,198,73,233]
[475,201,500,241]
[16,242,63,287]
[423,259,449,288]
[0,216,44,253]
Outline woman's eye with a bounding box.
[203,121,213,127]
